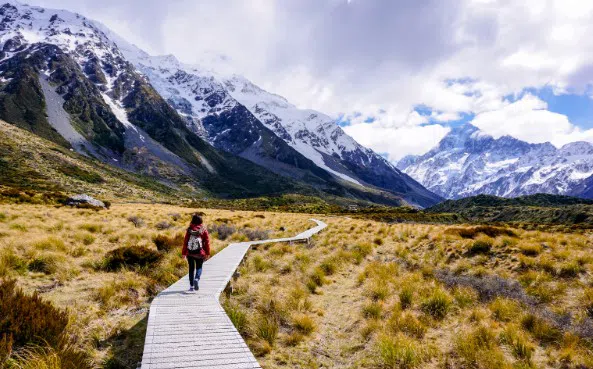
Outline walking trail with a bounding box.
[140,219,327,369]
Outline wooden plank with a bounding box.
[140,219,326,369]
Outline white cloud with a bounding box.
[471,94,593,146]
[344,123,450,161]
[29,0,593,159]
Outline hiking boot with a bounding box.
[193,278,199,291]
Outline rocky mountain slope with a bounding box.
[104,29,439,207]
[398,124,593,199]
[0,1,440,207]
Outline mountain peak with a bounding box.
[400,122,593,200]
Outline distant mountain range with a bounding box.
[398,124,593,200]
[0,1,440,207]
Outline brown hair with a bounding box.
[191,214,203,225]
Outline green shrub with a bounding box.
[421,288,452,320]
[252,255,271,272]
[103,246,163,271]
[153,233,183,252]
[0,279,87,363]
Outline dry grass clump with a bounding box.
[454,325,510,369]
[374,334,431,369]
[420,287,452,320]
[489,297,521,322]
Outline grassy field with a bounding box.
[0,203,313,368]
[1,203,593,368]
[222,219,593,368]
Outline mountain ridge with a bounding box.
[0,1,444,206]
[398,123,593,200]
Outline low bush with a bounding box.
[240,228,270,241]
[0,279,91,368]
[0,248,27,276]
[210,223,236,240]
[445,226,517,239]
[127,216,145,228]
[155,221,172,230]
[78,223,102,233]
[153,233,183,252]
[103,246,163,271]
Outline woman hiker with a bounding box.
[182,214,211,291]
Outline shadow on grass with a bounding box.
[103,315,148,369]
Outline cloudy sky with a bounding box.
[32,0,593,161]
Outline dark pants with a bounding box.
[188,256,204,286]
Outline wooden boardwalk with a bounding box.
[140,219,327,369]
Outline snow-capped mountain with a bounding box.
[0,1,441,206]
[398,124,593,199]
[110,42,440,206]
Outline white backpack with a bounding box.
[187,228,204,253]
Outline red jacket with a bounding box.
[182,224,211,258]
